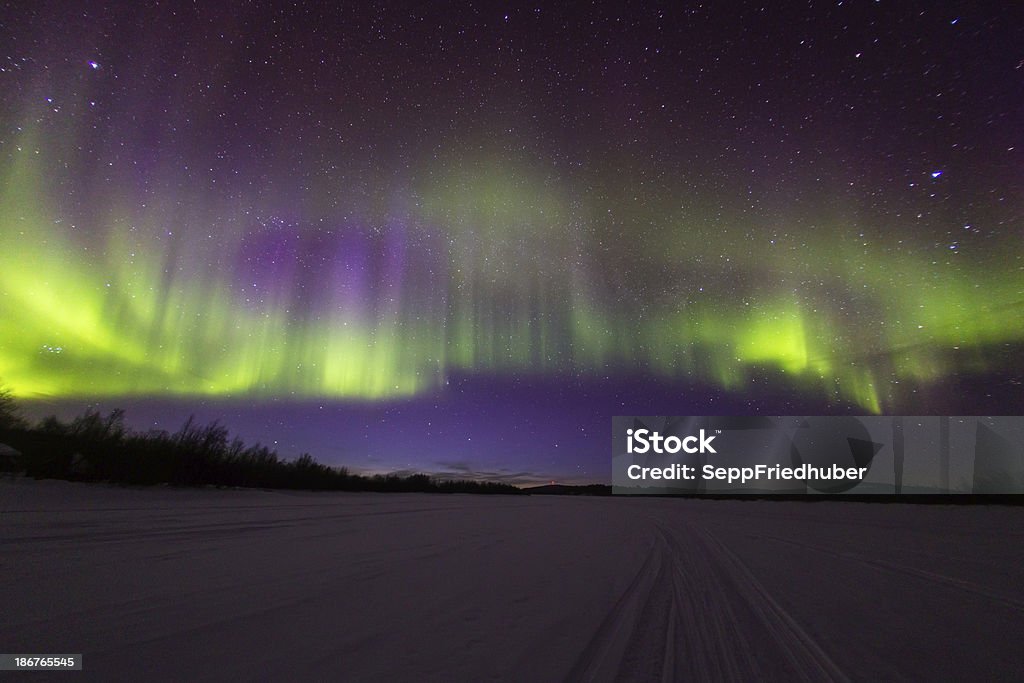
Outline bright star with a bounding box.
[931,170,943,178]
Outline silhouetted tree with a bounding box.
[0,383,26,431]
[6,406,523,495]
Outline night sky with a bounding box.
[1,1,1021,484]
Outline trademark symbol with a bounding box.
[716,430,722,434]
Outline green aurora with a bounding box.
[2,127,1021,414]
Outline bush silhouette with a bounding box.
[0,384,27,431]
[0,402,522,495]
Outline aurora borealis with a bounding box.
[1,2,1021,482]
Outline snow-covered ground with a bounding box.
[2,479,1022,681]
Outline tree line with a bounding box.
[0,388,521,494]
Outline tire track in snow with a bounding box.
[565,531,665,682]
[567,518,848,682]
[685,522,850,683]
